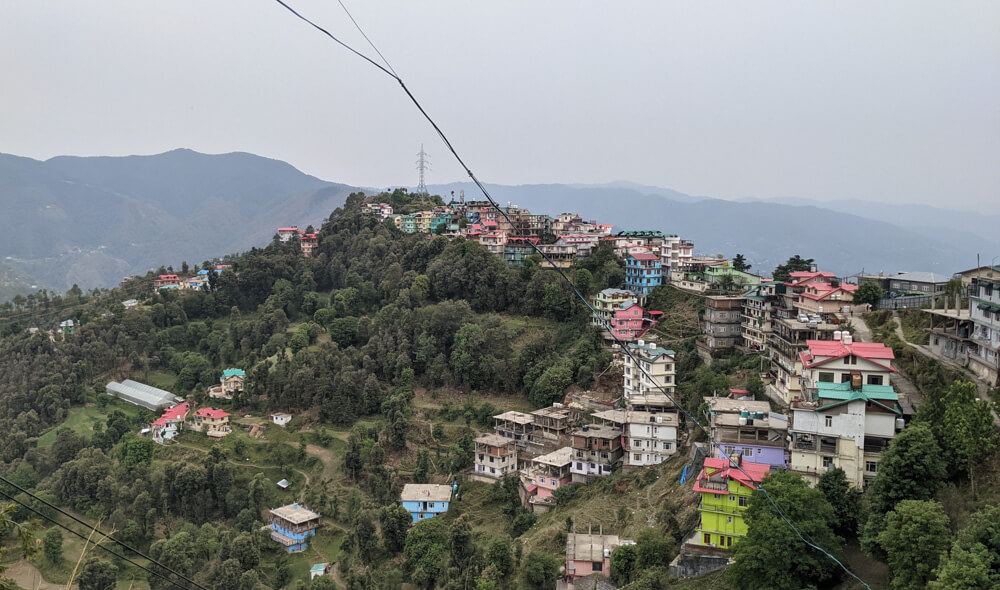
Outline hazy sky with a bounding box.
[3,1,998,210]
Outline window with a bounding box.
[825,415,833,428]
[714,494,721,500]
[819,372,834,383]
[728,495,735,502]
[727,517,733,524]
[575,462,583,470]
[592,562,603,572]
[742,448,754,457]
[841,373,852,383]
[823,457,834,469]
[723,445,735,456]
[634,453,642,461]
[704,533,712,545]
[866,461,878,473]
[738,496,749,508]
[867,375,883,385]
[428,503,435,508]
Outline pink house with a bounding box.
[566,530,630,585]
[608,301,662,341]
[529,447,573,500]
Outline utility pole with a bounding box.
[415,144,430,200]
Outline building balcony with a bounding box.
[698,501,745,515]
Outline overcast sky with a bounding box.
[3,1,998,210]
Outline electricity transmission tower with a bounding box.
[415,144,430,199]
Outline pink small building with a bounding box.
[565,530,631,585]
[529,447,573,499]
[300,233,318,257]
[608,301,662,342]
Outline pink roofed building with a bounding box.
[277,227,301,242]
[151,402,191,444]
[795,282,859,314]
[799,336,897,393]
[608,301,662,342]
[190,407,231,438]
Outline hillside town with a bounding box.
[48,194,994,589]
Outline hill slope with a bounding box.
[0,149,354,291]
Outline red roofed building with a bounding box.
[299,233,318,257]
[799,335,896,393]
[190,407,231,438]
[154,274,181,288]
[151,402,190,444]
[693,457,769,550]
[608,301,661,342]
[784,270,837,290]
[277,227,301,242]
[795,282,859,315]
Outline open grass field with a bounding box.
[36,400,140,448]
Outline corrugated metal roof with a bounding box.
[106,379,182,411]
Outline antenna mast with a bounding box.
[416,144,430,198]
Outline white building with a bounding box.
[473,434,518,481]
[660,235,694,277]
[969,276,1000,386]
[271,413,293,427]
[622,340,676,399]
[593,409,679,470]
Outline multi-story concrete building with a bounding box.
[590,288,637,329]
[768,314,838,405]
[788,381,903,488]
[565,531,630,587]
[530,405,574,442]
[607,301,661,342]
[968,276,1000,386]
[703,295,743,351]
[660,235,694,276]
[537,239,578,269]
[503,237,539,266]
[570,424,623,483]
[798,336,897,391]
[494,411,534,446]
[741,284,776,352]
[593,409,680,470]
[269,504,320,553]
[705,397,788,469]
[527,446,573,504]
[622,340,676,398]
[401,484,453,522]
[473,434,518,481]
[693,457,769,551]
[625,253,662,295]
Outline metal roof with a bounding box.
[106,379,183,411]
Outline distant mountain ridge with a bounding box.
[0,149,354,292]
[1,149,992,300]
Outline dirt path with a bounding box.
[305,444,337,480]
[4,559,68,590]
[174,442,311,500]
[847,313,922,412]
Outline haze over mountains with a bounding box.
[0,149,994,301]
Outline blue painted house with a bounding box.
[269,503,320,553]
[625,253,662,295]
[401,483,454,522]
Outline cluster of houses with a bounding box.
[276,226,319,256]
[152,265,232,291]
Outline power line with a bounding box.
[0,487,202,590]
[0,476,213,590]
[271,3,869,586]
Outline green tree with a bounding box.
[77,557,118,590]
[521,551,559,589]
[878,500,951,590]
[413,451,430,484]
[230,532,260,570]
[939,382,998,496]
[42,528,63,564]
[861,422,947,558]
[929,504,1000,589]
[380,504,411,554]
[120,435,155,471]
[772,255,815,283]
[732,253,751,272]
[485,538,513,576]
[727,470,841,590]
[610,543,638,585]
[404,518,449,590]
[855,282,884,309]
[817,467,861,537]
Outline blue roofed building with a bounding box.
[401,483,453,522]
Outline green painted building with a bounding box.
[692,457,769,550]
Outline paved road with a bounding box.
[891,312,991,397]
[842,314,922,412]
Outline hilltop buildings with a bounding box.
[622,340,676,398]
[968,275,1000,386]
[473,434,518,481]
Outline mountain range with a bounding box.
[0,149,994,301]
[0,149,352,298]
